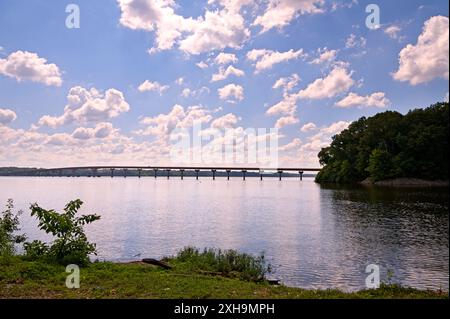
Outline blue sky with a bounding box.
[0,0,448,167]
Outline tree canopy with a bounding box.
[315,102,449,183]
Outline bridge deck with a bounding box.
[44,166,321,172]
[6,166,321,180]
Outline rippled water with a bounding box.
[0,176,448,291]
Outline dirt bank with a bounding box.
[361,178,449,187]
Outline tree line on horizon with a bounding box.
[315,102,449,184]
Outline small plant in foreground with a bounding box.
[24,199,100,265]
[386,269,395,285]
[0,199,26,257]
[172,246,272,282]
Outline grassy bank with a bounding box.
[0,257,447,299]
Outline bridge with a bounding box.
[33,166,322,181]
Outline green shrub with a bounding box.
[23,240,49,260]
[0,199,26,257]
[25,199,100,266]
[172,246,272,282]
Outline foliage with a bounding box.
[0,257,446,299]
[25,199,100,265]
[0,199,26,257]
[366,148,394,181]
[316,102,449,183]
[23,240,49,260]
[170,246,272,282]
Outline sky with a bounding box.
[0,0,448,168]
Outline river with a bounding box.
[0,176,448,292]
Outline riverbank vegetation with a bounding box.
[24,199,100,265]
[172,247,271,282]
[316,102,449,184]
[1,199,447,299]
[1,257,446,299]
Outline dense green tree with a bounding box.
[366,149,393,181]
[316,102,449,183]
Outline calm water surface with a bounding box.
[0,176,448,291]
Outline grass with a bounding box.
[170,247,271,282]
[0,255,447,299]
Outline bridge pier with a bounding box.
[166,169,171,179]
[180,169,184,180]
[123,168,128,178]
[138,168,142,178]
[260,170,263,181]
[278,170,283,181]
[242,170,247,181]
[154,169,158,178]
[226,170,231,180]
[195,169,200,180]
[212,169,216,180]
[299,171,304,181]
[110,168,115,178]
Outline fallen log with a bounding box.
[142,258,172,270]
[267,279,280,285]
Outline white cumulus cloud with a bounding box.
[279,137,302,152]
[310,48,338,64]
[336,92,390,108]
[266,94,298,117]
[301,121,350,153]
[118,0,251,55]
[300,122,316,132]
[345,33,367,49]
[196,61,209,69]
[218,83,244,102]
[38,86,130,128]
[135,104,213,137]
[72,122,117,140]
[384,25,402,40]
[392,16,449,85]
[211,113,240,129]
[0,108,17,125]
[138,80,170,94]
[275,115,299,129]
[297,66,354,100]
[273,74,300,92]
[0,50,62,86]
[211,65,245,82]
[254,0,325,33]
[214,52,238,65]
[247,48,305,73]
